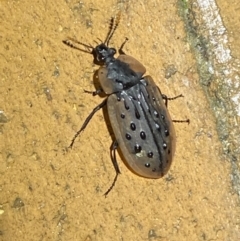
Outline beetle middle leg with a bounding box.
[162,94,190,124]
[104,140,121,196]
[69,98,107,148]
[162,94,184,107]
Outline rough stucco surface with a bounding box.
[0,0,239,240]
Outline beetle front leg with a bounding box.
[84,89,103,96]
[119,37,129,55]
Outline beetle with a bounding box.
[63,13,189,195]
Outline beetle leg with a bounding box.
[162,94,184,107]
[161,94,189,123]
[104,140,121,196]
[69,98,107,148]
[84,89,103,96]
[167,94,184,101]
[119,37,129,55]
[161,94,168,107]
[173,119,190,124]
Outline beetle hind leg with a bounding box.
[104,140,121,196]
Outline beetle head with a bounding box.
[94,44,116,64]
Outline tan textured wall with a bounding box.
[0,0,239,240]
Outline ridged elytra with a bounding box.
[63,13,189,196]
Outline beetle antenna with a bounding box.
[104,12,121,46]
[63,37,94,54]
[104,16,114,45]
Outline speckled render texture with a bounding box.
[0,0,240,241]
